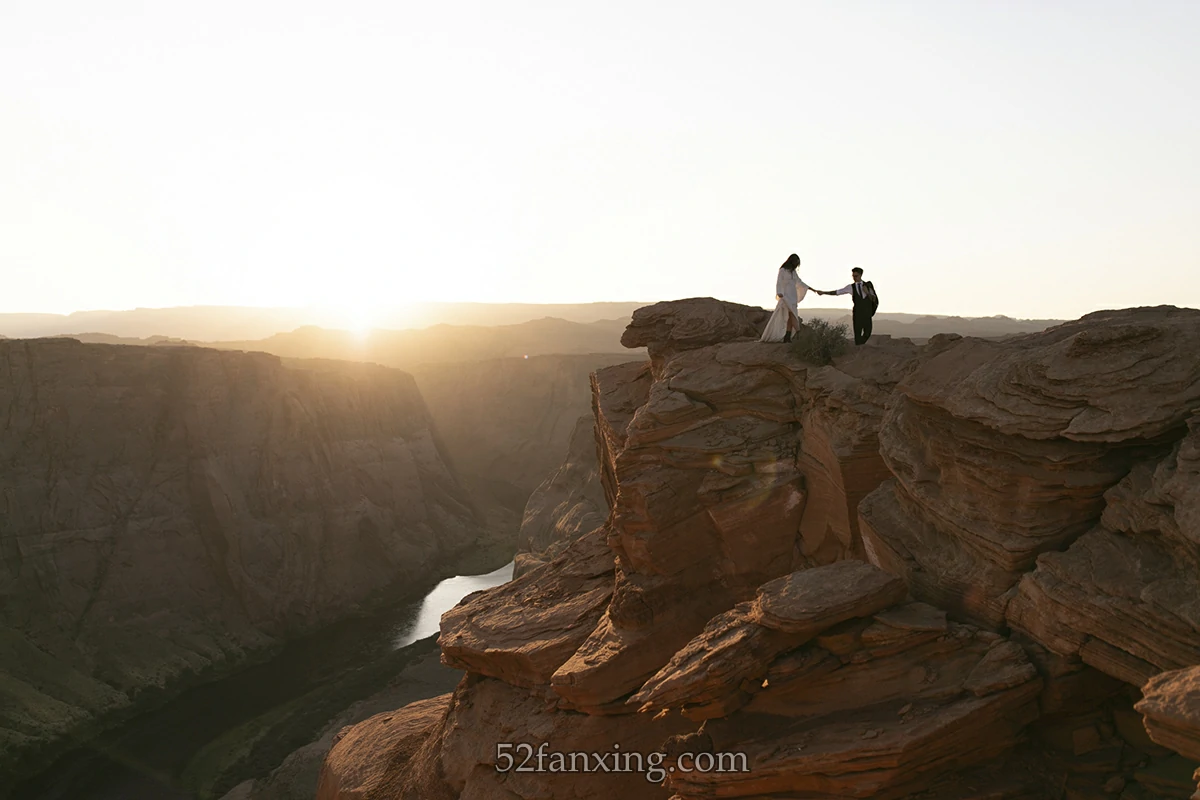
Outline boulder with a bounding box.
[619,297,771,372]
[1138,666,1200,762]
[315,694,452,800]
[439,528,615,688]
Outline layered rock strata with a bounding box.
[1007,420,1200,686]
[0,339,482,784]
[861,307,1200,629]
[639,563,1043,800]
[554,303,917,712]
[1135,666,1200,798]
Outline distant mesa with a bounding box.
[0,302,1070,346]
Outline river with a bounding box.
[10,561,514,800]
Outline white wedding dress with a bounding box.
[760,268,811,342]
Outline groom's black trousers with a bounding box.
[853,307,873,345]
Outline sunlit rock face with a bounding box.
[0,339,483,784]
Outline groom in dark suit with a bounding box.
[816,267,878,345]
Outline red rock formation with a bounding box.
[861,307,1200,628]
[619,297,771,373]
[315,694,452,800]
[439,528,615,688]
[554,320,916,712]
[318,301,1200,800]
[1008,421,1200,685]
[1138,667,1200,762]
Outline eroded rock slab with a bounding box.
[1137,666,1200,763]
[439,528,615,687]
[315,694,451,800]
[1007,423,1200,685]
[633,566,1043,799]
[750,560,907,635]
[628,603,807,719]
[620,297,771,372]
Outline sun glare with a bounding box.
[328,304,375,338]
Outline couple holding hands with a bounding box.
[760,253,878,346]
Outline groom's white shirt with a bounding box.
[834,280,867,297]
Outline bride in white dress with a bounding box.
[760,253,812,343]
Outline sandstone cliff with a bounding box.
[0,339,483,788]
[317,300,1200,799]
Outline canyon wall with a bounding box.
[513,413,610,577]
[411,353,636,517]
[317,301,1200,800]
[0,339,484,787]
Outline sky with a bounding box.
[2,0,1198,323]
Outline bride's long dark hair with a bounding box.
[781,254,800,272]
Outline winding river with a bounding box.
[12,561,514,800]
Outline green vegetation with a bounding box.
[790,319,850,366]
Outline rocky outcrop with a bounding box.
[321,563,1046,800]
[861,307,1200,629]
[439,529,615,689]
[1138,667,1200,762]
[315,693,453,800]
[639,564,1043,800]
[513,414,609,577]
[0,339,483,786]
[620,297,770,372]
[318,301,1200,800]
[1006,420,1200,686]
[552,319,917,712]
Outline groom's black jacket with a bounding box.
[851,281,879,316]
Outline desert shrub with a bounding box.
[790,319,849,365]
